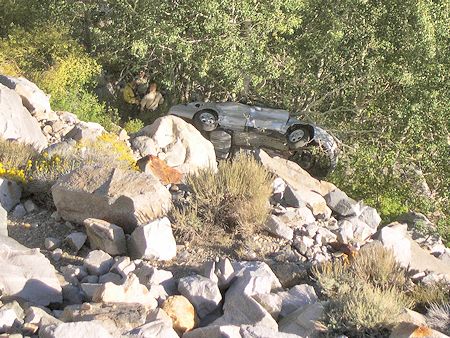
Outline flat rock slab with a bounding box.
[0,237,62,306]
[52,165,172,234]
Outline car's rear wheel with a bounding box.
[287,126,311,149]
[290,142,337,178]
[193,110,219,132]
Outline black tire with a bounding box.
[193,110,219,132]
[290,142,337,178]
[287,126,311,149]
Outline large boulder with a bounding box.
[0,75,51,115]
[52,165,172,233]
[0,236,62,306]
[0,84,48,150]
[254,149,335,197]
[133,116,217,175]
[0,204,7,236]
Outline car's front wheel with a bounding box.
[193,110,219,132]
[289,142,337,178]
[287,126,311,149]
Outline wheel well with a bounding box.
[194,109,219,119]
[287,124,314,139]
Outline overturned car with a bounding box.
[168,102,339,178]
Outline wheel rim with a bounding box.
[199,112,216,126]
[289,129,305,143]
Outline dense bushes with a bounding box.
[172,154,272,243]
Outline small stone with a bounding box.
[265,215,294,240]
[336,220,354,244]
[215,258,235,289]
[45,237,61,250]
[83,250,114,276]
[65,232,87,253]
[304,223,319,237]
[60,265,88,284]
[80,283,101,301]
[161,295,197,336]
[83,218,127,256]
[52,248,63,261]
[110,256,135,278]
[23,199,37,213]
[98,272,123,285]
[0,307,19,333]
[12,204,26,218]
[62,284,84,305]
[80,275,99,284]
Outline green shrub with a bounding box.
[312,242,413,336]
[124,119,145,134]
[172,154,272,243]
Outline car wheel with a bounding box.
[193,110,219,132]
[287,126,311,149]
[290,142,337,178]
[210,130,232,159]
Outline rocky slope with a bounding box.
[0,76,449,338]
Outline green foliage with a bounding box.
[123,119,145,134]
[172,154,272,243]
[313,242,413,336]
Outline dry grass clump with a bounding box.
[0,138,37,170]
[172,154,272,243]
[427,303,450,334]
[312,242,413,336]
[409,281,450,310]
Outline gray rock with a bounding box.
[253,292,284,319]
[178,275,222,319]
[278,302,325,336]
[201,261,219,283]
[63,121,104,142]
[60,265,88,284]
[23,199,37,213]
[80,283,101,301]
[110,256,135,278]
[24,306,62,329]
[268,261,308,289]
[80,275,98,284]
[265,215,294,240]
[0,82,48,150]
[324,189,359,217]
[52,165,172,234]
[283,186,307,208]
[359,205,382,230]
[62,284,84,305]
[183,325,241,338]
[211,294,278,330]
[44,237,61,251]
[316,227,337,245]
[98,272,122,285]
[126,319,179,338]
[52,248,63,261]
[131,136,158,158]
[0,204,7,237]
[38,321,114,338]
[279,284,318,318]
[336,220,354,244]
[240,325,303,338]
[84,218,126,256]
[83,250,114,276]
[12,203,26,218]
[0,236,62,306]
[128,217,176,261]
[65,232,87,253]
[0,178,22,212]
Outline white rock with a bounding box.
[0,82,48,150]
[110,256,135,278]
[128,217,176,261]
[83,250,114,276]
[359,205,382,230]
[0,237,62,306]
[378,223,411,267]
[265,215,294,240]
[24,306,61,328]
[0,307,18,333]
[135,115,217,174]
[336,220,354,244]
[44,237,61,251]
[178,275,222,319]
[60,265,88,284]
[215,257,235,289]
[64,121,104,142]
[240,325,303,338]
[93,274,157,309]
[278,302,325,336]
[0,205,7,237]
[253,292,284,319]
[126,319,179,338]
[84,218,126,256]
[183,325,241,338]
[0,178,22,212]
[39,321,114,338]
[279,284,318,318]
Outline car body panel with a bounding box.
[168,102,339,176]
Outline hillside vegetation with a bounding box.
[0,0,448,242]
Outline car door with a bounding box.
[216,102,249,131]
[248,106,290,133]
